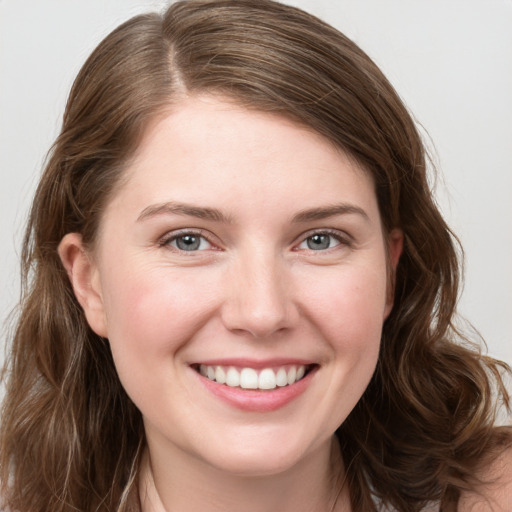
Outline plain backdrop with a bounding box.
[1,1,511,382]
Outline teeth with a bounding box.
[276,367,288,387]
[240,368,258,389]
[287,366,296,385]
[198,364,308,390]
[258,368,276,390]
[215,366,226,384]
[226,367,240,387]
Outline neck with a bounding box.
[139,436,350,512]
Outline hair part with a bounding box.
[1,1,510,511]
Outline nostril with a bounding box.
[220,302,295,339]
[219,261,297,338]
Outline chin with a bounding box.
[198,431,326,478]
[212,452,305,478]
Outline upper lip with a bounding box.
[190,358,316,369]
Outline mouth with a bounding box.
[191,363,316,391]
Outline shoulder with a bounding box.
[457,445,512,511]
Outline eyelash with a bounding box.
[294,229,352,252]
[158,228,352,253]
[158,229,217,253]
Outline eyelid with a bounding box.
[158,228,220,251]
[157,227,353,252]
[293,228,353,251]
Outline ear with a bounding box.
[384,228,404,319]
[58,233,108,337]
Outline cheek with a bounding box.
[100,265,218,374]
[99,265,223,421]
[304,264,387,416]
[303,261,388,328]
[297,261,388,372]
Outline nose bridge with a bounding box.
[222,244,294,337]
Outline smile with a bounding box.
[197,364,309,390]
[191,361,317,412]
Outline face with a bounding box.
[61,95,402,477]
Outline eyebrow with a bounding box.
[137,201,369,224]
[137,201,232,223]
[291,204,370,223]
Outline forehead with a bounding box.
[103,95,378,225]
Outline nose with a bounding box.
[220,250,298,338]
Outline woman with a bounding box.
[1,1,510,510]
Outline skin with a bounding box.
[458,447,512,511]
[59,95,403,511]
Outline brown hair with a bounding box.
[1,1,510,510]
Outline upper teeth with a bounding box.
[199,364,307,390]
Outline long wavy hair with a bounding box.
[1,1,510,511]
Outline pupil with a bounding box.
[177,235,200,251]
[307,234,330,250]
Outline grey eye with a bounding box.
[306,234,332,250]
[170,234,211,251]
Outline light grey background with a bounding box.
[1,1,511,377]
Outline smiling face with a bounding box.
[60,95,402,478]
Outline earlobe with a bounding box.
[58,233,108,337]
[384,228,404,318]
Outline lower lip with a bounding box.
[195,368,316,412]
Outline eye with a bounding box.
[297,232,343,251]
[165,232,213,252]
